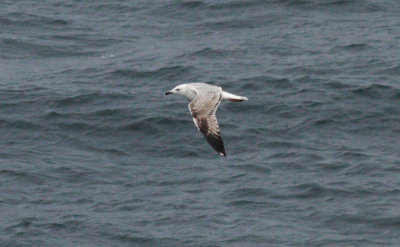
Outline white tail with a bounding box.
[221,91,248,102]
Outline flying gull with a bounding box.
[165,82,248,157]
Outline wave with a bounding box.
[206,0,268,10]
[231,163,270,174]
[273,183,341,199]
[222,182,370,202]
[352,84,400,99]
[118,116,193,140]
[183,47,230,58]
[89,3,141,12]
[324,81,353,89]
[0,38,93,58]
[0,169,46,185]
[110,65,193,81]
[50,92,132,107]
[278,0,384,13]
[178,1,205,9]
[376,64,400,76]
[331,43,372,53]
[224,188,270,199]
[237,75,294,91]
[324,213,400,228]
[0,12,69,27]
[198,18,258,30]
[0,119,42,131]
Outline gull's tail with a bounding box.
[221,91,248,102]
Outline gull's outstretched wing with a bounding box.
[188,91,226,156]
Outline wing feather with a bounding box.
[188,92,226,156]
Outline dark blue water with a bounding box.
[1,1,400,246]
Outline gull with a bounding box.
[165,82,248,157]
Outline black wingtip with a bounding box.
[204,134,226,158]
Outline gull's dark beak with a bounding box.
[165,91,172,95]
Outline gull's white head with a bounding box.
[165,84,196,101]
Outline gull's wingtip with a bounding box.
[219,152,226,157]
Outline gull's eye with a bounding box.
[176,89,180,91]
